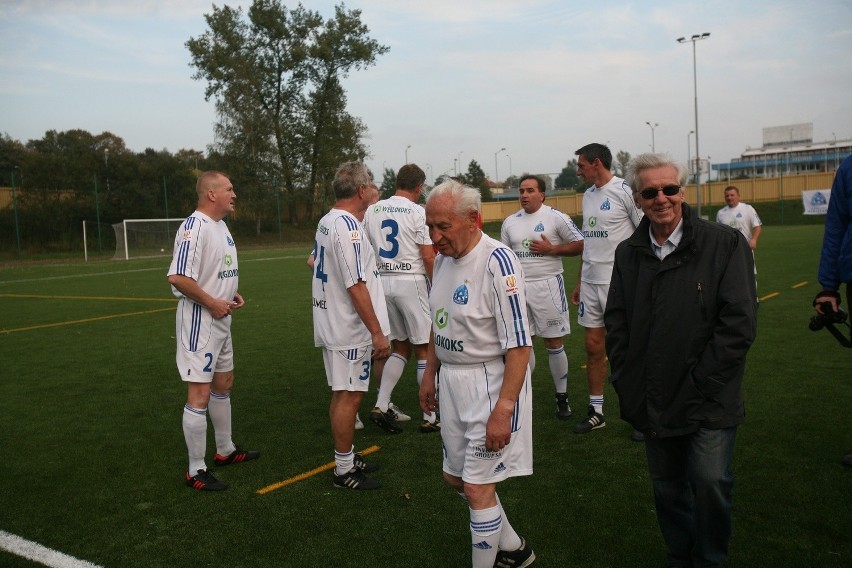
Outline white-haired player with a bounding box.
[501,174,583,421]
[168,170,259,491]
[420,179,535,567]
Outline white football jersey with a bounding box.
[716,203,762,241]
[312,208,389,350]
[362,195,432,276]
[500,205,583,281]
[580,176,643,284]
[168,211,239,302]
[430,234,532,365]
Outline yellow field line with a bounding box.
[0,293,174,302]
[256,445,381,495]
[1,307,175,334]
[792,281,809,289]
[759,292,781,302]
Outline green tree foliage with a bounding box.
[380,167,396,199]
[555,159,581,191]
[615,150,631,178]
[186,0,389,227]
[465,160,492,202]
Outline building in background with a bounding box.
[714,123,851,180]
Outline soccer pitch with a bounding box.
[1,225,849,567]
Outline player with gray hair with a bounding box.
[421,179,536,567]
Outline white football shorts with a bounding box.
[380,273,431,345]
[438,358,533,484]
[577,281,609,329]
[525,275,570,338]
[175,299,234,383]
[322,346,372,392]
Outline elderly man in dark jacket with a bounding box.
[606,153,757,568]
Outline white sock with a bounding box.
[547,346,569,394]
[182,404,208,474]
[590,395,604,415]
[528,349,536,374]
[416,359,436,422]
[376,353,406,412]
[208,390,235,456]
[334,448,355,476]
[496,494,522,551]
[470,504,501,567]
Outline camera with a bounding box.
[809,302,848,331]
[809,301,851,348]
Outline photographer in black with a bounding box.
[814,153,852,467]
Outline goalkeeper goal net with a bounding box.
[112,218,187,260]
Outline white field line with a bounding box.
[0,255,306,285]
[0,530,102,568]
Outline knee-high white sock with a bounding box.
[547,346,569,394]
[470,504,501,568]
[334,448,354,476]
[182,404,208,474]
[375,353,406,411]
[496,494,522,551]
[528,349,536,374]
[208,390,235,456]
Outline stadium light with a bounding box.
[405,145,411,164]
[494,147,506,182]
[645,122,659,152]
[678,32,710,218]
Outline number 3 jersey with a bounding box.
[362,195,432,276]
[312,208,390,350]
[430,234,532,365]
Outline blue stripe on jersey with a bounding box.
[190,302,201,351]
[511,398,520,432]
[340,214,365,281]
[491,248,516,277]
[177,216,196,274]
[508,293,528,345]
[557,274,566,312]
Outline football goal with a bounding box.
[112,218,186,260]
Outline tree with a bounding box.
[614,150,632,178]
[555,159,581,191]
[379,167,396,199]
[186,0,389,227]
[465,160,492,202]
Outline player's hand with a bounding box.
[231,293,245,310]
[529,234,553,255]
[484,399,515,451]
[571,283,581,306]
[372,333,390,360]
[749,239,757,250]
[814,291,840,315]
[210,298,233,319]
[419,372,438,414]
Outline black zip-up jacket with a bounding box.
[605,203,757,439]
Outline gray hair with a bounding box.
[625,153,688,192]
[424,179,481,216]
[332,161,372,200]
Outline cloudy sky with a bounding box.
[1,0,851,183]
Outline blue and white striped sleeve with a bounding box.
[489,247,532,350]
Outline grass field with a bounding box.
[1,223,850,567]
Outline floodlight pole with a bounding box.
[678,32,710,218]
[645,122,659,152]
[494,147,506,183]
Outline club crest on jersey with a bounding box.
[452,284,469,305]
[600,199,611,211]
[534,222,544,232]
[226,236,235,246]
[736,212,743,218]
[505,275,518,295]
[434,307,449,329]
[588,216,598,228]
[183,230,192,241]
[522,238,531,250]
[224,254,233,267]
[350,230,361,243]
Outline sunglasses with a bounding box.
[639,185,681,200]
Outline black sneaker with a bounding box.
[353,453,380,473]
[185,469,228,491]
[573,405,606,434]
[493,537,536,568]
[419,418,441,433]
[370,407,403,434]
[555,393,572,420]
[214,446,261,466]
[333,467,381,490]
